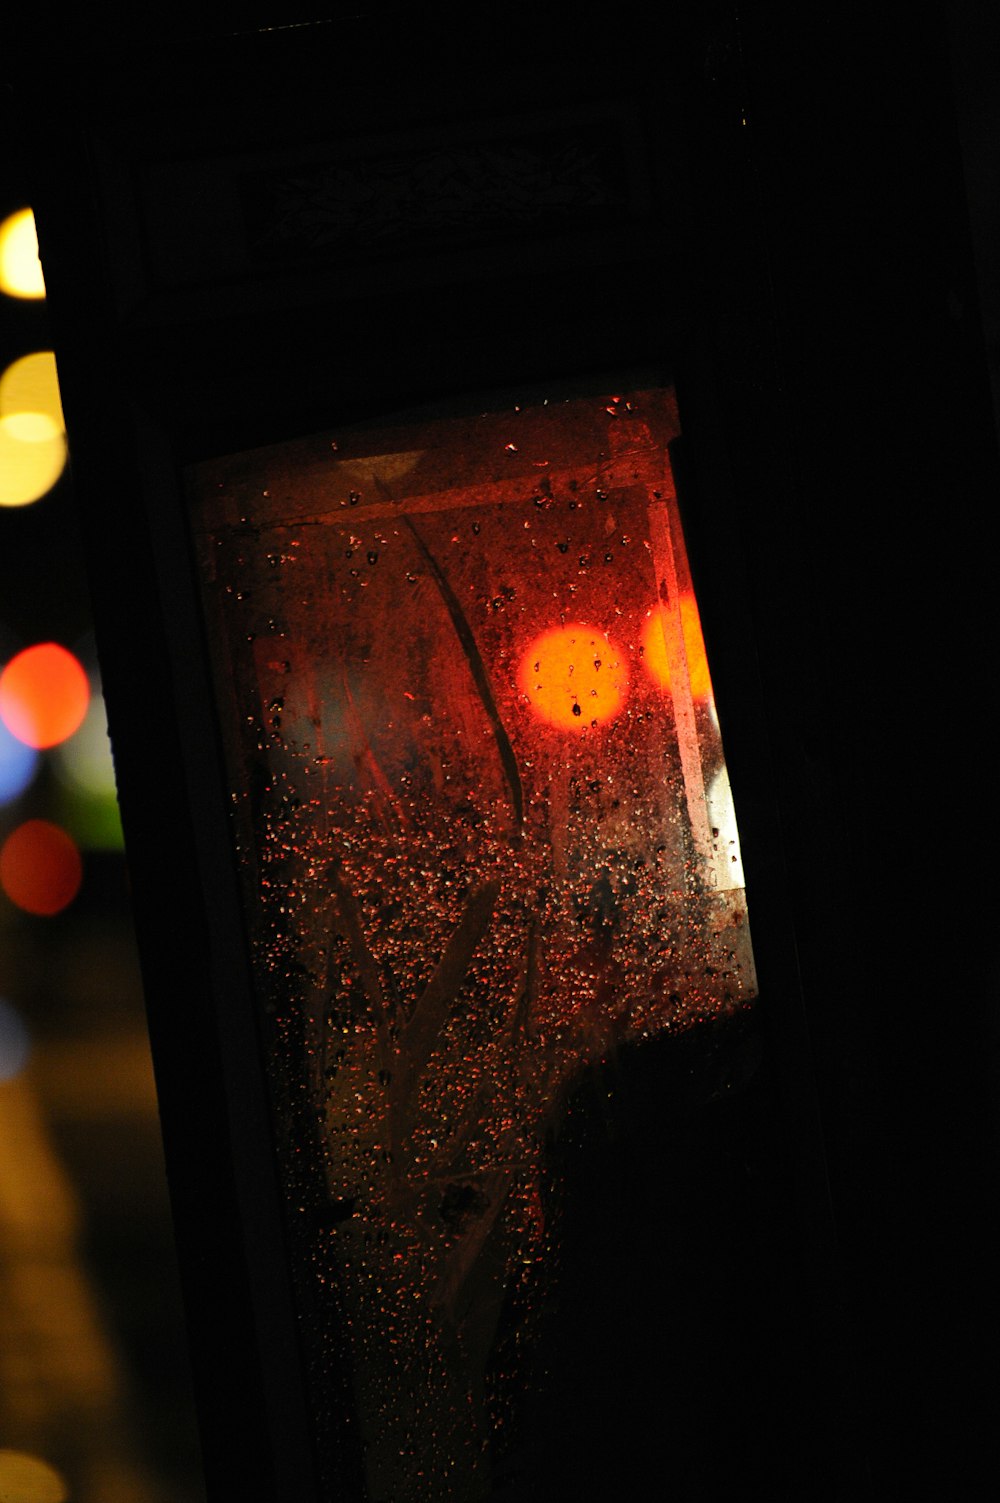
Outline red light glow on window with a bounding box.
[640,596,713,701]
[518,623,628,729]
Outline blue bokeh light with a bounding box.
[0,713,38,805]
[0,998,31,1082]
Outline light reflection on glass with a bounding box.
[707,764,746,891]
[640,595,712,700]
[518,622,629,728]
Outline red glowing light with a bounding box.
[641,596,713,701]
[519,623,628,729]
[0,819,83,915]
[0,643,90,749]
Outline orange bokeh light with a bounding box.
[0,820,83,916]
[0,643,90,749]
[519,623,628,729]
[641,596,713,701]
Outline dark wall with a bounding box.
[6,4,1000,1498]
[737,7,1000,1495]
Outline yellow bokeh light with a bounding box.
[0,1450,68,1503]
[0,351,68,507]
[0,413,67,507]
[0,350,65,431]
[0,209,45,299]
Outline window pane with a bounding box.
[188,384,757,1500]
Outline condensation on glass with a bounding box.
[187,386,757,1501]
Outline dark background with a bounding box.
[1,5,999,1499]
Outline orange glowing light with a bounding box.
[519,623,628,728]
[0,820,83,916]
[0,1452,68,1503]
[641,596,713,701]
[0,644,90,749]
